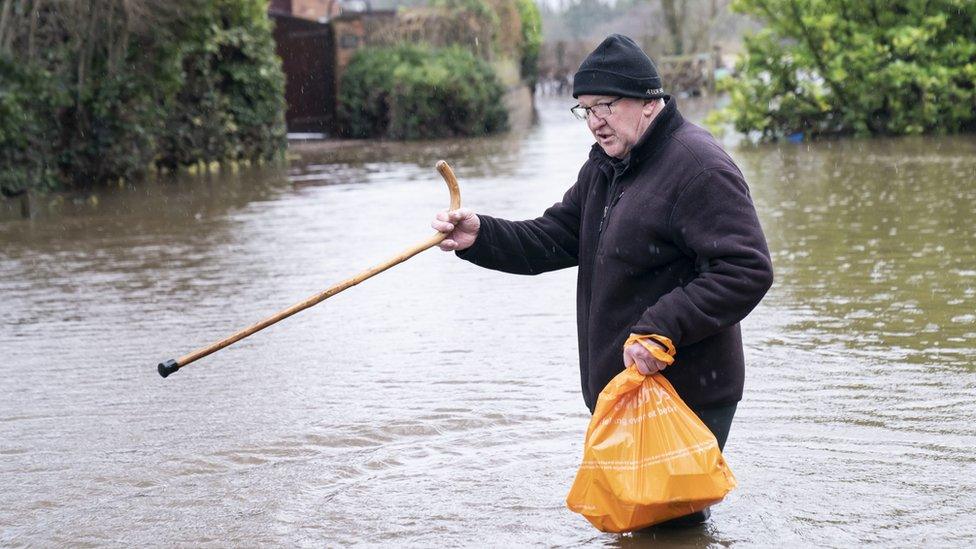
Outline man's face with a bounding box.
[577,95,655,159]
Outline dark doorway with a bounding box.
[271,14,335,134]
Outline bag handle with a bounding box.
[624,333,676,366]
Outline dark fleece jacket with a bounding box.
[457,98,773,412]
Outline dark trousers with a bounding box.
[694,403,737,452]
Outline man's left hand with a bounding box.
[623,342,669,375]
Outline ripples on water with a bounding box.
[1,98,974,546]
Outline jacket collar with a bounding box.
[588,96,683,173]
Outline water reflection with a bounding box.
[741,136,976,368]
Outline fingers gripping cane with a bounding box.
[157,161,462,378]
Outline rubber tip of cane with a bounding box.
[158,359,180,378]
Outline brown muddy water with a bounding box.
[2,97,975,547]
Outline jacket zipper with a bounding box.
[598,171,626,235]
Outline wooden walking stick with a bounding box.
[157,160,461,378]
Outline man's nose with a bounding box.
[587,114,606,131]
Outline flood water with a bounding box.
[2,97,975,547]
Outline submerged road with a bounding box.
[2,97,975,546]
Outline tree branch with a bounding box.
[27,0,41,59]
[0,0,16,54]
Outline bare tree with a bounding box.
[657,0,728,56]
[659,0,687,55]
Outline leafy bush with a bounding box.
[716,0,976,140]
[58,66,175,187]
[0,0,285,191]
[339,45,508,139]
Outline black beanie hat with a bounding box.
[573,34,664,99]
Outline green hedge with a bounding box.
[339,45,508,139]
[0,0,285,193]
[156,0,286,169]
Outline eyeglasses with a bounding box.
[570,97,623,121]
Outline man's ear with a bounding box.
[641,100,658,116]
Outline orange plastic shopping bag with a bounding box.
[566,334,737,532]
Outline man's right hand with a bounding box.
[432,208,480,251]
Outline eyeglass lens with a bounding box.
[571,102,615,121]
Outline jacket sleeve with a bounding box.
[455,181,582,275]
[632,168,774,347]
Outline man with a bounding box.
[432,34,773,525]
